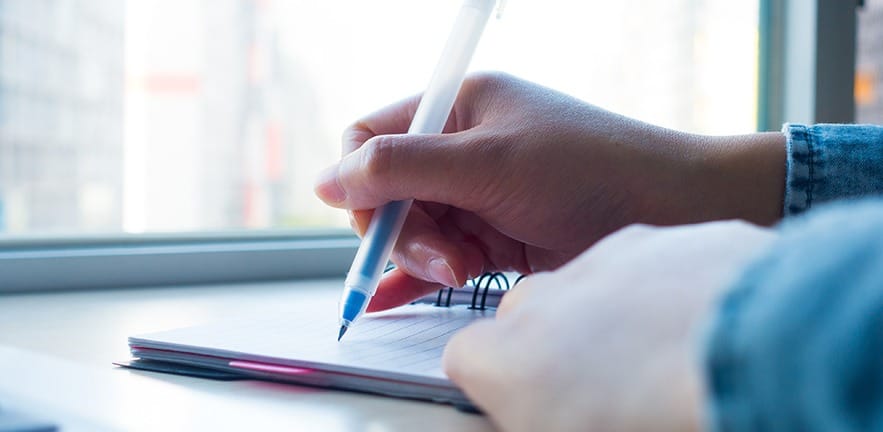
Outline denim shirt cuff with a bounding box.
[782,123,883,217]
[782,123,812,215]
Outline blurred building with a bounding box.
[124,0,325,232]
[0,0,124,233]
[123,0,253,232]
[857,1,883,123]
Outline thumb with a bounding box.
[315,132,492,211]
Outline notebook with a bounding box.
[123,273,518,411]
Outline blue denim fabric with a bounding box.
[783,123,883,216]
[703,199,883,431]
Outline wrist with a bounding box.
[697,132,786,225]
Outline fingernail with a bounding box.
[429,258,458,288]
[347,212,365,238]
[315,164,346,204]
[347,212,358,231]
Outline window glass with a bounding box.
[0,0,759,234]
[857,0,883,123]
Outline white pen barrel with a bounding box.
[342,0,494,316]
[408,0,494,135]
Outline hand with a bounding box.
[442,221,776,432]
[314,72,785,311]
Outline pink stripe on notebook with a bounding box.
[229,360,313,376]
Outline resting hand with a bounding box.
[443,221,776,432]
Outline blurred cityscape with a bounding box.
[0,1,880,235]
[122,0,333,232]
[0,0,338,234]
[0,0,124,233]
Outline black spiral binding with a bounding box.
[387,264,526,310]
[436,286,454,307]
[468,272,508,310]
[445,272,524,310]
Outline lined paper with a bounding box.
[131,302,494,383]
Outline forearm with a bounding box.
[702,198,883,431]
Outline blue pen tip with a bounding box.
[338,325,348,341]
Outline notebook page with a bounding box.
[130,302,494,384]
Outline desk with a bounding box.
[0,280,493,431]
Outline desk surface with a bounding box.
[0,280,493,431]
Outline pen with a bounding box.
[338,0,498,341]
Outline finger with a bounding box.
[323,73,517,209]
[443,319,499,386]
[350,203,451,240]
[341,95,422,156]
[340,73,504,157]
[348,209,373,238]
[389,205,467,288]
[457,237,488,280]
[444,209,532,275]
[366,268,445,312]
[350,203,469,288]
[495,278,533,319]
[341,93,472,157]
[442,319,510,415]
[316,132,494,211]
[348,203,447,239]
[352,205,487,283]
[495,285,528,320]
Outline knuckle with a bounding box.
[461,71,513,102]
[360,136,397,182]
[467,70,512,88]
[615,223,655,238]
[597,223,657,248]
[341,125,358,147]
[495,289,522,318]
[496,276,538,319]
[341,120,371,153]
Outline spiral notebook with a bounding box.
[122,273,518,411]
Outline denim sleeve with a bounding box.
[784,123,883,216]
[703,198,883,432]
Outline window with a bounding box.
[0,0,760,236]
[857,0,883,123]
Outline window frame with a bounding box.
[0,230,358,292]
[1,0,864,293]
[758,0,861,130]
